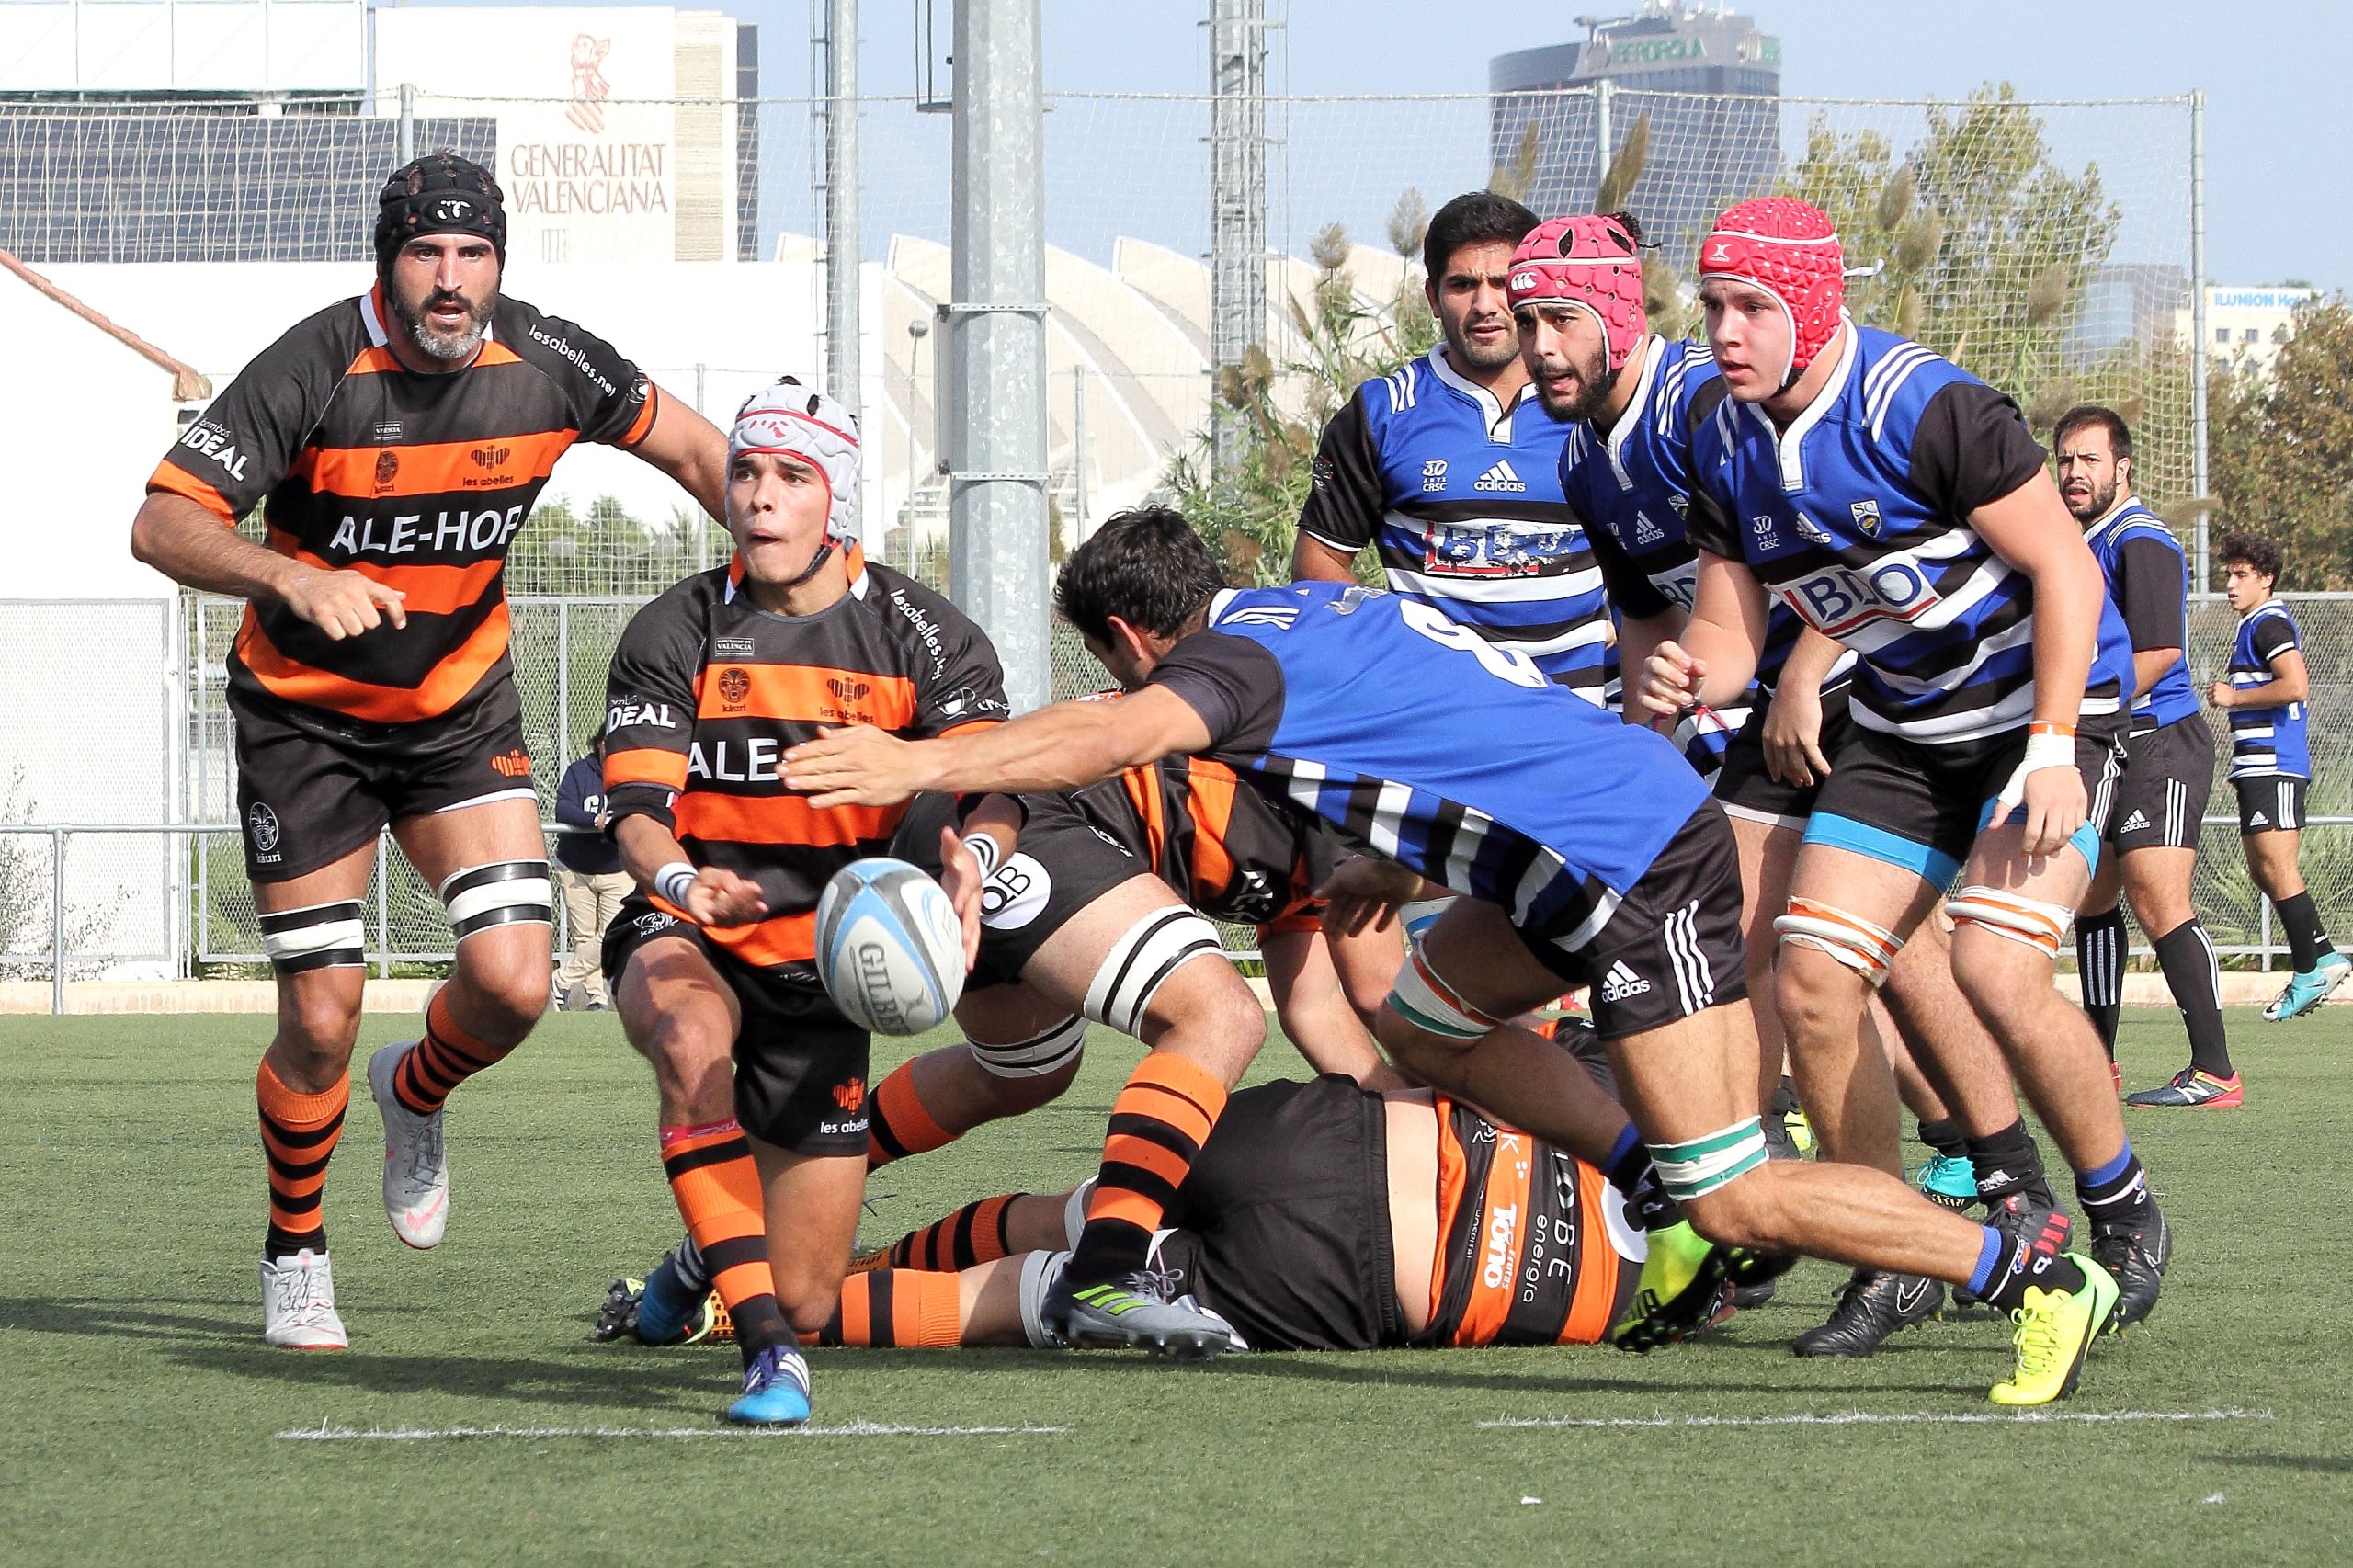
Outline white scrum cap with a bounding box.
[730,378,862,544]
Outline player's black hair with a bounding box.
[2053,403,2133,465]
[1603,210,1645,249]
[1055,506,1230,644]
[2218,530,2284,587]
[1424,190,1541,280]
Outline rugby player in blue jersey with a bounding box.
[2211,531,2351,1022]
[2054,407,2236,1105]
[1644,199,2170,1392]
[1292,191,1619,706]
[1518,211,2057,1355]
[788,505,2124,1403]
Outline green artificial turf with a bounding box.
[3,1006,2348,1564]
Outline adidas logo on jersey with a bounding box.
[2121,809,2151,833]
[1473,460,1528,493]
[1794,513,1836,547]
[1600,961,1652,1002]
[1633,512,1666,546]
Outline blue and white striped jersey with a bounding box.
[1299,347,1615,703]
[2227,599,2311,778]
[1559,335,1854,767]
[1143,582,1710,937]
[1686,325,2132,744]
[2081,497,2200,732]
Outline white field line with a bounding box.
[278,1420,1072,1442]
[1476,1407,2273,1431]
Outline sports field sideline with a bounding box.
[5,1006,2348,1563]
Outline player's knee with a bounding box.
[1678,1174,1783,1254]
[276,990,362,1062]
[1772,950,1864,1048]
[446,961,548,1043]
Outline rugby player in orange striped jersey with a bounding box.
[128,153,731,1351]
[598,381,1008,1425]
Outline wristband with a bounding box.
[2028,721,2077,739]
[961,833,1003,878]
[654,862,698,908]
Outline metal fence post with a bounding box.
[51,825,65,1016]
[397,83,417,165]
[2188,88,2209,591]
[557,597,572,758]
[2259,896,2274,972]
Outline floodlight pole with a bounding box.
[817,0,860,418]
[1208,0,1267,479]
[945,0,1051,711]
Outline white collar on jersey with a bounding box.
[1427,342,1539,444]
[2079,493,2147,549]
[1597,334,1668,493]
[1742,313,1858,494]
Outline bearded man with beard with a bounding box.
[132,152,730,1351]
[1290,192,1620,706]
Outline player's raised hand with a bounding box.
[1641,641,1705,718]
[278,565,407,641]
[684,866,769,928]
[936,825,985,970]
[783,726,926,807]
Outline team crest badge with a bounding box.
[718,667,752,708]
[374,449,400,490]
[1851,499,1884,538]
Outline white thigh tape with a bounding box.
[439,859,553,940]
[1944,885,2075,957]
[1385,949,1500,1041]
[257,899,369,973]
[1083,908,1222,1038]
[1773,895,1904,988]
[1062,1178,1096,1248]
[967,1015,1089,1079]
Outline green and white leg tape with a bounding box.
[1648,1118,1770,1203]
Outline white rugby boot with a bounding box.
[261,1249,348,1349]
[368,1041,449,1249]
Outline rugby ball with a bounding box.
[815,858,966,1035]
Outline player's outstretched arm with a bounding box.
[784,687,1214,807]
[611,813,769,929]
[1262,926,1406,1090]
[1642,549,1768,718]
[131,491,409,641]
[623,389,729,522]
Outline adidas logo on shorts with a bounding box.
[1473,460,1528,493]
[2250,811,2269,827]
[2120,809,2150,833]
[1600,960,1652,1003]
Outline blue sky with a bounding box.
[406,0,2347,289]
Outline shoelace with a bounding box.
[271,1261,334,1324]
[397,1111,445,1190]
[2008,1300,2063,1376]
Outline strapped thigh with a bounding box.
[257,899,369,975]
[1384,945,1508,1041]
[1772,895,1904,988]
[1081,907,1224,1037]
[966,1014,1090,1079]
[1944,886,2075,959]
[439,859,553,942]
[1647,1117,1769,1203]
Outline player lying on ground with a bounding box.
[130,152,727,1349]
[782,505,2120,1404]
[2055,407,2238,1106]
[2211,531,2351,1024]
[1643,198,2174,1391]
[603,1069,1658,1355]
[597,381,1007,1425]
[617,762,1424,1351]
[1519,210,2057,1355]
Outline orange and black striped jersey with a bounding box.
[1067,755,1339,935]
[1415,1095,1637,1348]
[148,284,657,724]
[601,558,1008,977]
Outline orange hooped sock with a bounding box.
[660,1119,791,1355]
[818,1268,966,1347]
[257,1057,348,1259]
[886,1193,1027,1271]
[1065,1051,1228,1283]
[392,990,513,1117]
[864,1060,957,1171]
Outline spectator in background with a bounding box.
[553,729,629,1010]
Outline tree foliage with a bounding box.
[2211,297,2353,589]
